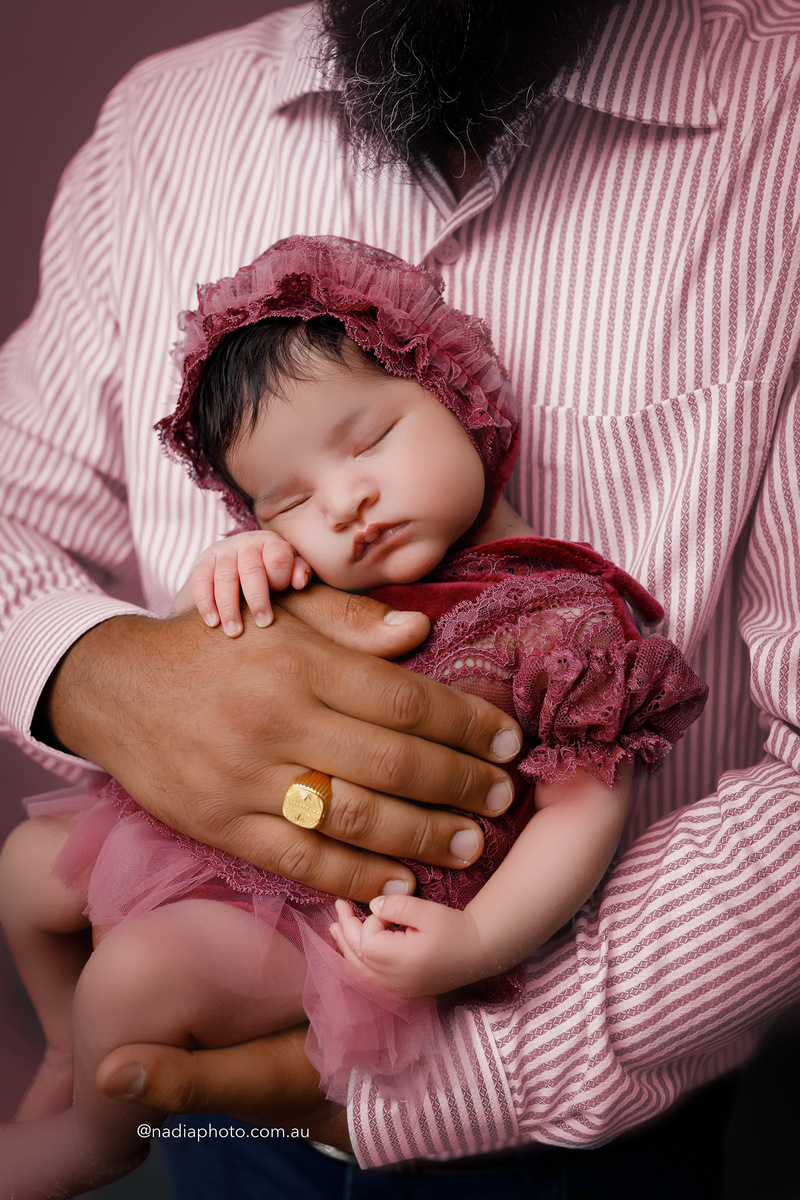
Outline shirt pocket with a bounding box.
[508,381,776,650]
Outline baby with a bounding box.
[0,236,707,1197]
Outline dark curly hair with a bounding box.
[193,314,385,509]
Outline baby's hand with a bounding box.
[330,895,482,997]
[192,530,311,637]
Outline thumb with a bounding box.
[96,1030,318,1118]
[276,582,430,658]
[368,893,429,928]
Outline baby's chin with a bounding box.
[320,545,447,592]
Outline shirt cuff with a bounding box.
[347,1003,520,1168]
[0,590,153,772]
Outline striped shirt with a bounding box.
[1,0,800,1167]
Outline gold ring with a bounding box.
[282,770,332,830]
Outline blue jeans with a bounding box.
[162,1076,736,1199]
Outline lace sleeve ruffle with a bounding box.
[402,569,708,790]
[514,632,708,788]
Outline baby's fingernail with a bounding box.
[381,879,409,896]
[487,780,514,814]
[203,613,219,627]
[370,896,386,913]
[224,621,241,636]
[450,829,480,865]
[491,728,521,761]
[254,612,272,627]
[104,1064,146,1099]
[384,609,424,625]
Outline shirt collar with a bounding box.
[547,0,719,129]
[271,5,327,112]
[273,0,719,131]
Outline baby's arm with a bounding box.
[173,530,311,636]
[331,762,632,996]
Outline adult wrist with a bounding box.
[46,612,160,766]
[0,591,150,769]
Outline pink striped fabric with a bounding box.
[1,0,800,1166]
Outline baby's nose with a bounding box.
[325,479,377,528]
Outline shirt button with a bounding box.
[432,237,461,265]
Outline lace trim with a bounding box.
[156,235,519,527]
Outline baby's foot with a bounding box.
[15,1045,73,1121]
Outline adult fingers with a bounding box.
[289,702,516,818]
[276,583,432,659]
[96,1029,350,1149]
[300,630,522,769]
[275,773,486,869]
[225,805,419,900]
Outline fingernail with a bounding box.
[203,613,219,627]
[105,1064,146,1098]
[254,612,272,627]
[381,878,410,895]
[491,728,521,761]
[370,896,386,913]
[450,828,480,865]
[487,780,514,814]
[384,609,423,625]
[224,621,241,636]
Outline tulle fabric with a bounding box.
[156,235,520,527]
[44,792,443,1105]
[38,538,708,1105]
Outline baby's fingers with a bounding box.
[212,555,246,637]
[332,900,365,955]
[291,556,312,591]
[192,558,220,628]
[330,904,378,979]
[237,544,274,628]
[259,537,297,593]
[368,894,434,931]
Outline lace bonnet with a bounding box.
[157,235,520,527]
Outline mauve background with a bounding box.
[2,7,798,1198]
[0,3,300,1194]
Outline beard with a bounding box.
[316,0,621,172]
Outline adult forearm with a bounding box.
[349,754,800,1166]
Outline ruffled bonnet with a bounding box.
[157,235,520,527]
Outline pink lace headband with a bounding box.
[157,235,520,526]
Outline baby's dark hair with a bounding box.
[194,314,385,507]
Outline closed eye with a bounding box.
[275,495,310,517]
[355,421,398,456]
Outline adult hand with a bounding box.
[96,1026,352,1151]
[46,585,521,901]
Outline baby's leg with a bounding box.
[0,898,308,1200]
[0,816,91,1119]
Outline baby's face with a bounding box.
[226,345,486,590]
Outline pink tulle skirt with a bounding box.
[25,785,446,1105]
